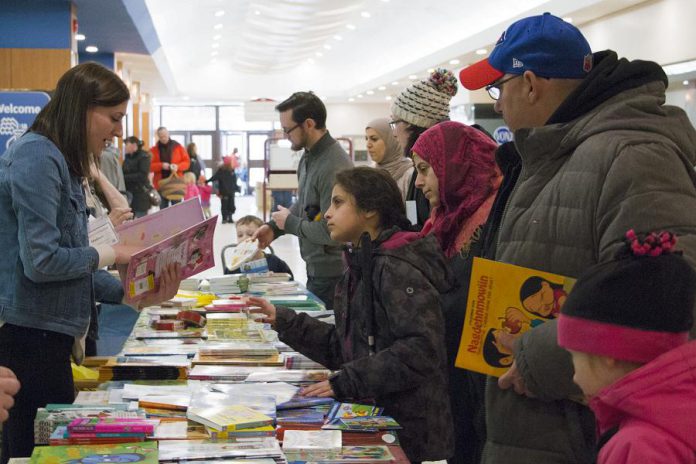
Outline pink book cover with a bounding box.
[67,418,156,434]
[116,197,205,247]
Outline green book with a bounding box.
[30,441,158,463]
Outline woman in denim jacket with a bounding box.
[0,63,177,462]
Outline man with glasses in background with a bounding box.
[459,12,696,464]
[253,91,352,309]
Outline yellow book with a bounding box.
[455,257,575,377]
[186,405,273,432]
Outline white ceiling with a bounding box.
[123,0,653,104]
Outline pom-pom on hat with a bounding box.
[391,68,458,129]
[459,12,592,90]
[558,230,696,364]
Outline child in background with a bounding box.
[183,172,199,201]
[207,156,239,224]
[558,230,696,463]
[225,215,293,279]
[197,175,212,218]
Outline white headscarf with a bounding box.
[366,118,412,182]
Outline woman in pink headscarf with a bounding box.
[412,120,501,464]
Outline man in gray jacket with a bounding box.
[459,12,696,464]
[254,92,353,309]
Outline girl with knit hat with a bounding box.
[390,68,458,228]
[558,230,696,463]
[365,118,412,201]
[412,120,501,464]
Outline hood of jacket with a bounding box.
[590,340,696,450]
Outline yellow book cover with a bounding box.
[187,405,273,432]
[455,257,575,377]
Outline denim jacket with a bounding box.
[0,132,99,337]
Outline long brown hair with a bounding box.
[30,62,129,177]
[334,167,412,231]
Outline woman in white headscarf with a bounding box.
[365,118,412,201]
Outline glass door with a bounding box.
[190,132,216,178]
[247,131,272,194]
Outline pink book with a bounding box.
[67,418,156,434]
[115,198,217,301]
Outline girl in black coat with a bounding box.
[122,136,152,217]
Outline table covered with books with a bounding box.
[24,272,412,463]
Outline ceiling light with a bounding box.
[85,45,98,53]
[366,90,374,95]
[378,85,386,91]
[361,11,371,18]
[333,35,343,41]
[664,59,696,75]
[684,80,690,86]
[357,94,363,98]
[214,10,225,17]
[563,17,573,23]
[323,44,332,50]
[214,23,223,29]
[349,98,355,102]
[475,48,487,55]
[449,59,460,65]
[315,52,323,57]
[427,68,435,73]
[213,34,222,40]
[182,96,190,101]
[346,24,356,30]
[212,43,220,48]
[75,33,85,41]
[408,74,417,80]
[385,96,392,100]
[254,10,261,15]
[391,81,399,85]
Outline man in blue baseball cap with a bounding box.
[460,12,696,464]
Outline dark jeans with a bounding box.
[160,198,181,209]
[221,195,236,222]
[0,324,74,462]
[306,275,342,310]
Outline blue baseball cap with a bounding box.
[459,13,593,90]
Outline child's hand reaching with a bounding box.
[247,296,277,326]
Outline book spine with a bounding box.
[68,424,154,433]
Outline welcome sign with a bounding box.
[0,91,50,156]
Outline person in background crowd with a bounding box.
[225,215,293,278]
[98,139,127,199]
[390,68,458,228]
[249,167,455,463]
[412,121,501,464]
[186,142,205,180]
[458,12,696,463]
[207,156,239,224]
[365,118,411,201]
[197,174,212,218]
[122,136,152,218]
[0,62,140,462]
[0,367,19,424]
[252,91,353,309]
[150,126,190,208]
[557,231,696,464]
[183,172,200,201]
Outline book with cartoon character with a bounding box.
[455,257,575,377]
[116,198,217,301]
[29,440,158,463]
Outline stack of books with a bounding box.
[282,429,342,461]
[283,352,328,370]
[49,417,158,445]
[198,341,278,357]
[34,405,145,445]
[186,404,274,441]
[208,275,245,294]
[157,437,284,463]
[98,357,190,381]
[32,441,159,462]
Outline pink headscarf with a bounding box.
[414,121,501,258]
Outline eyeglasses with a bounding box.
[283,123,302,135]
[486,74,522,100]
[389,119,406,130]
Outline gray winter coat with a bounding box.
[274,230,455,462]
[483,78,696,463]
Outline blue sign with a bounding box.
[493,125,514,144]
[0,91,51,156]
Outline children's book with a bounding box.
[326,403,383,421]
[157,438,282,462]
[225,240,262,271]
[322,416,402,432]
[116,198,217,301]
[186,404,274,431]
[67,417,157,434]
[30,441,158,463]
[455,257,575,377]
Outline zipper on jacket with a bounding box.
[494,165,524,257]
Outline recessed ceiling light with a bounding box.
[381,0,390,2]
[85,45,98,53]
[349,98,355,102]
[323,44,332,50]
[75,33,85,41]
[385,96,392,100]
[475,48,487,55]
[449,59,460,65]
[346,24,356,30]
[563,17,573,23]
[182,96,190,101]
[254,10,261,15]
[213,34,222,40]
[212,43,220,48]
[315,52,323,57]
[684,80,690,86]
[427,68,435,73]
[214,23,223,29]
[378,85,386,91]
[357,94,363,98]
[408,74,418,80]
[361,11,371,18]
[366,90,374,95]
[391,81,399,85]
[333,35,343,41]
[214,10,225,17]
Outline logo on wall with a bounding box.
[493,126,514,144]
[0,92,50,155]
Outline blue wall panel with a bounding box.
[0,0,71,49]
